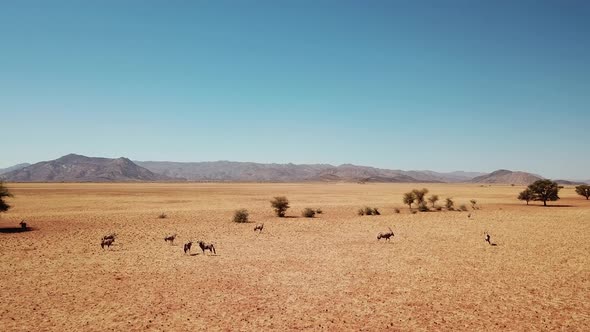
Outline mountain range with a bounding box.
[1,154,586,184]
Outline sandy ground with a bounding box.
[0,183,589,331]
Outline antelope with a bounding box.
[164,234,177,244]
[101,238,114,249]
[377,227,394,241]
[183,241,193,254]
[254,223,264,233]
[197,241,216,255]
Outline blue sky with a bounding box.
[1,1,589,179]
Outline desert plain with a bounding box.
[0,183,589,331]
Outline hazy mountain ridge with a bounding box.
[0,163,31,175]
[1,154,171,182]
[2,154,575,184]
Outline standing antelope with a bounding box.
[197,241,216,255]
[254,224,264,233]
[183,241,193,254]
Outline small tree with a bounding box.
[427,195,439,208]
[301,208,316,218]
[0,181,13,214]
[528,179,560,206]
[575,185,590,200]
[470,199,478,210]
[270,196,290,217]
[412,188,429,204]
[445,197,454,210]
[233,209,249,223]
[403,192,416,210]
[518,189,534,205]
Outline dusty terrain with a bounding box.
[1,183,589,331]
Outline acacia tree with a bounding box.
[575,185,590,200]
[270,196,290,217]
[528,179,560,206]
[518,189,534,205]
[403,192,416,210]
[412,188,429,205]
[427,194,439,208]
[0,181,13,214]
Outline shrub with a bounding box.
[518,189,534,205]
[359,207,380,216]
[459,204,468,211]
[417,202,429,212]
[0,181,13,214]
[233,209,249,223]
[403,192,416,210]
[470,199,478,210]
[411,210,418,214]
[302,208,316,218]
[445,198,454,210]
[157,212,167,219]
[575,185,590,200]
[412,188,429,204]
[315,208,323,214]
[270,196,290,217]
[435,206,443,211]
[428,194,439,208]
[393,208,400,214]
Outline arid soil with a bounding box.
[1,183,589,331]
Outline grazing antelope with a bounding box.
[164,234,177,244]
[377,227,395,241]
[183,241,193,254]
[101,238,114,249]
[484,232,497,246]
[254,223,264,233]
[197,241,216,255]
[19,220,27,230]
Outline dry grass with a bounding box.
[0,183,589,331]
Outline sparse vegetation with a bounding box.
[445,198,455,210]
[428,194,439,208]
[157,212,168,219]
[315,208,323,214]
[575,185,590,200]
[518,189,534,205]
[358,207,380,216]
[527,179,560,206]
[393,208,400,214]
[459,204,468,211]
[302,208,316,218]
[403,192,416,210]
[412,188,429,205]
[270,196,290,217]
[470,199,478,210]
[0,181,13,214]
[418,202,429,212]
[233,209,249,223]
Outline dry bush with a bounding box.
[233,209,249,223]
[157,212,167,219]
[302,208,316,218]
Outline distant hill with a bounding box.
[1,154,171,182]
[0,163,31,175]
[470,169,542,185]
[555,179,587,186]
[135,161,481,183]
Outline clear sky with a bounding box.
[1,0,589,179]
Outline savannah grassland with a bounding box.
[0,183,589,331]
